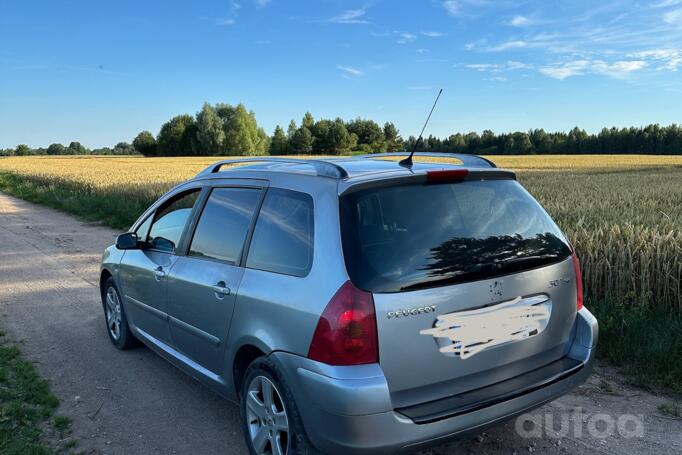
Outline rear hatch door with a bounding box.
[339,174,577,407]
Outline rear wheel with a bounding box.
[101,278,138,350]
[241,358,317,455]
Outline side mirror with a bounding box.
[115,232,139,250]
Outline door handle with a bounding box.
[212,281,231,298]
[154,266,166,281]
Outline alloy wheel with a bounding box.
[105,286,122,340]
[245,375,289,455]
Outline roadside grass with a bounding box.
[589,298,682,395]
[0,332,77,454]
[657,402,681,418]
[0,171,166,230]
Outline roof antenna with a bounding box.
[400,88,443,168]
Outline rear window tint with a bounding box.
[340,179,571,293]
[246,188,314,277]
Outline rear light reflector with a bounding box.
[308,281,378,366]
[571,252,584,311]
[426,169,469,183]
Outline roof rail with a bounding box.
[357,152,496,168]
[195,157,349,179]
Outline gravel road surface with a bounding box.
[0,192,680,455]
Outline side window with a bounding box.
[134,215,152,241]
[246,188,314,277]
[147,189,200,252]
[188,187,261,264]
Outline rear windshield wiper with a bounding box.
[492,254,563,268]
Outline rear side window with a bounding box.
[340,179,571,293]
[189,187,261,264]
[246,188,314,277]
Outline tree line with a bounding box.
[0,141,137,156]
[2,101,681,156]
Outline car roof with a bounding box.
[191,153,504,182]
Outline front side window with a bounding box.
[246,188,314,277]
[188,187,261,264]
[147,189,200,252]
[134,215,152,241]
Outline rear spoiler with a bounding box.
[338,168,516,196]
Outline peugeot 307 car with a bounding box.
[100,153,598,455]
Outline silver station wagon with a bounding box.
[100,153,598,454]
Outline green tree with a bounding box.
[287,120,297,141]
[290,127,314,154]
[67,141,88,155]
[302,112,314,130]
[15,144,31,156]
[347,118,385,152]
[327,118,355,155]
[383,122,403,152]
[222,104,269,155]
[132,131,157,156]
[310,119,332,152]
[511,132,533,154]
[113,142,136,155]
[157,114,197,156]
[270,125,289,155]
[195,103,225,154]
[46,143,66,155]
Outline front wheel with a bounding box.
[240,358,318,455]
[101,277,138,350]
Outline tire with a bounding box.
[240,357,319,455]
[101,277,138,350]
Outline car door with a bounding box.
[118,188,202,346]
[166,184,263,374]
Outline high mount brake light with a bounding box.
[308,281,378,366]
[571,252,584,311]
[426,169,469,183]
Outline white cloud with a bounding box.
[421,31,445,37]
[488,40,528,51]
[255,0,271,6]
[443,1,460,16]
[465,61,531,73]
[416,48,430,54]
[397,32,417,44]
[539,59,647,80]
[337,65,364,78]
[540,60,590,79]
[653,0,682,7]
[509,15,530,27]
[663,8,682,25]
[329,9,369,24]
[217,18,236,25]
[466,63,503,72]
[629,49,682,71]
[506,60,530,69]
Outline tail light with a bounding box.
[571,252,584,311]
[308,281,378,366]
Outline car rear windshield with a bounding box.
[340,178,571,293]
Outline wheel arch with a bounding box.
[99,268,113,296]
[232,342,269,402]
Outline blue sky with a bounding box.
[1,0,682,148]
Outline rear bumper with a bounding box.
[271,307,598,454]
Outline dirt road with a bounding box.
[0,192,680,455]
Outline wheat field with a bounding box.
[1,154,681,310]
